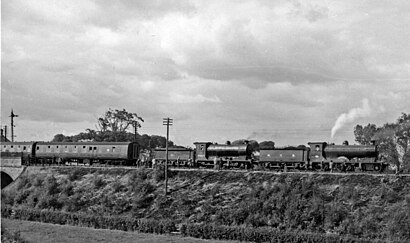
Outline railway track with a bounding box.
[23,165,410,177]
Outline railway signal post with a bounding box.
[9,110,18,142]
[163,117,173,195]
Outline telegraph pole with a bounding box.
[133,121,139,142]
[162,117,173,195]
[9,110,18,142]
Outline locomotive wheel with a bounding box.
[373,164,381,172]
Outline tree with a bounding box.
[372,126,400,168]
[395,113,410,171]
[231,139,259,151]
[259,141,275,150]
[355,113,410,172]
[52,134,70,142]
[354,123,377,145]
[97,108,144,142]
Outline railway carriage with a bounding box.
[34,142,139,166]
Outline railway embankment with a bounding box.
[2,166,409,242]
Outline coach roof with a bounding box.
[35,142,136,146]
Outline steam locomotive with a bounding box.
[1,139,387,172]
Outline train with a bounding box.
[1,139,388,172]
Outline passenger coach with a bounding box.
[34,142,139,165]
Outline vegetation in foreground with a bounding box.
[1,218,238,243]
[2,167,409,242]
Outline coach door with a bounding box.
[91,146,98,159]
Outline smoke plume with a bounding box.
[331,98,371,138]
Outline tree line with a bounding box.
[354,113,410,172]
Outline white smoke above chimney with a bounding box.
[331,98,371,138]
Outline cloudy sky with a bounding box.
[1,0,410,147]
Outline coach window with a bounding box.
[89,147,93,151]
[37,146,40,150]
[315,145,320,151]
[23,146,26,150]
[112,147,116,152]
[11,145,14,148]
[93,147,97,151]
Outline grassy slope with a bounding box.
[2,167,410,241]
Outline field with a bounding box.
[2,166,410,242]
[1,218,237,243]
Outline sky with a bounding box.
[1,0,410,147]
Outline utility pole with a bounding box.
[162,117,173,195]
[133,121,139,142]
[9,110,18,142]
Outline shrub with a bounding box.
[67,168,86,181]
[44,175,60,195]
[93,176,106,189]
[1,206,176,235]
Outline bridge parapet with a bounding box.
[1,157,25,188]
[0,157,23,167]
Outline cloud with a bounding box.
[1,0,410,146]
[170,93,221,104]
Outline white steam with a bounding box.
[331,99,371,138]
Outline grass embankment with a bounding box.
[2,166,409,242]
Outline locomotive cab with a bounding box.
[308,142,326,163]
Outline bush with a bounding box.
[180,223,378,243]
[67,168,86,181]
[1,205,176,234]
[93,176,106,189]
